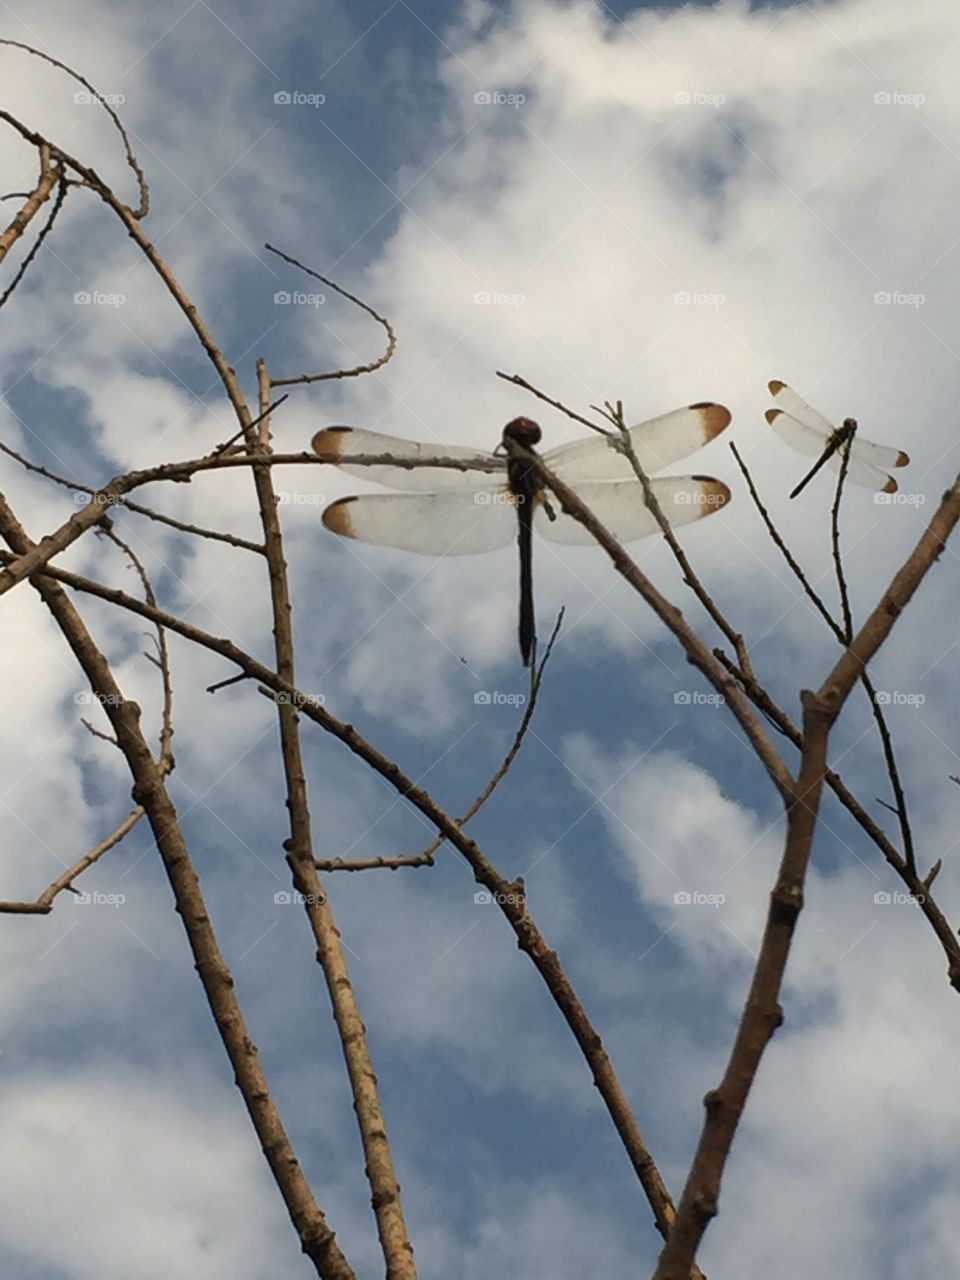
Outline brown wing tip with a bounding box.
[768,379,786,395]
[764,408,782,425]
[895,450,910,467]
[689,402,732,440]
[322,496,359,537]
[883,476,898,494]
[312,426,354,462]
[690,476,732,513]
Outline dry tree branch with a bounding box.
[0,436,266,553]
[829,435,855,644]
[0,448,502,599]
[0,40,148,216]
[0,805,145,914]
[712,647,960,985]
[249,360,416,1280]
[653,472,960,1280]
[263,244,397,386]
[731,443,918,879]
[0,142,57,264]
[96,523,175,771]
[13,556,696,1261]
[1,166,68,308]
[0,494,354,1280]
[598,397,755,682]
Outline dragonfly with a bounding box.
[313,402,732,666]
[765,380,910,500]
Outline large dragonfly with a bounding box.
[765,380,909,500]
[313,402,732,665]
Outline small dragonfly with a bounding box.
[313,403,732,665]
[765,380,910,500]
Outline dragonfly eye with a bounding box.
[503,417,542,447]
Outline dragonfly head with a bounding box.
[502,417,542,448]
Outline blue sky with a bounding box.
[3,2,960,1278]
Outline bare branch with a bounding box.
[263,245,397,386]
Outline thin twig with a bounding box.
[0,40,148,216]
[316,610,566,872]
[264,244,397,386]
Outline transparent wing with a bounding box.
[766,410,904,492]
[543,403,731,482]
[767,381,836,437]
[536,476,731,545]
[312,427,503,492]
[322,490,517,556]
[765,408,832,460]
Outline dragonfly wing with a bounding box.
[322,491,517,556]
[312,427,503,491]
[537,476,730,545]
[543,403,731,481]
[766,409,832,460]
[767,381,836,436]
[824,451,901,493]
[847,436,910,472]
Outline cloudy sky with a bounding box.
[2,1,960,1276]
